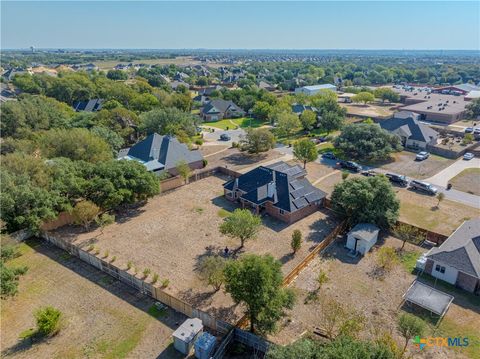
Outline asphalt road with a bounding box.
[218,141,479,208]
[201,127,246,146]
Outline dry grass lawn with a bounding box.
[273,236,480,359]
[51,175,338,323]
[450,168,480,196]
[0,239,187,359]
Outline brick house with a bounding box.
[201,99,245,122]
[223,161,326,224]
[118,133,204,176]
[424,218,480,295]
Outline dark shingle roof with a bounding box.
[224,161,325,213]
[380,117,438,143]
[291,104,318,114]
[427,219,480,278]
[118,133,203,172]
[73,99,103,112]
[202,99,244,115]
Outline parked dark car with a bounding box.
[409,180,438,195]
[339,160,362,172]
[219,134,231,141]
[361,169,377,177]
[385,173,408,186]
[321,152,336,160]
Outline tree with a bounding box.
[1,260,28,298]
[393,223,423,251]
[34,306,63,337]
[397,313,426,352]
[241,128,276,154]
[90,126,125,153]
[198,255,226,292]
[71,200,100,229]
[276,111,301,137]
[37,128,113,163]
[374,88,400,103]
[334,123,402,161]
[341,172,349,181]
[318,111,344,134]
[299,110,317,131]
[465,98,480,119]
[224,254,295,333]
[140,107,197,138]
[376,247,398,272]
[293,139,317,168]
[107,69,128,81]
[331,176,400,229]
[219,209,262,248]
[320,297,365,339]
[176,160,191,184]
[463,133,474,145]
[352,91,375,105]
[252,101,273,120]
[291,230,302,255]
[436,192,445,208]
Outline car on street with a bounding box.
[339,160,362,172]
[219,134,231,141]
[474,128,480,135]
[415,151,430,161]
[463,152,475,160]
[361,169,377,177]
[465,127,474,133]
[385,173,409,186]
[409,180,438,195]
[321,152,336,160]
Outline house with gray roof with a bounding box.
[424,218,480,294]
[73,98,103,112]
[118,133,204,176]
[223,161,326,223]
[201,99,245,122]
[380,115,438,150]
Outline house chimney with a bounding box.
[234,177,239,189]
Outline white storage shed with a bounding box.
[346,223,380,255]
[172,318,203,355]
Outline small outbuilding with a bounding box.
[346,223,380,255]
[172,318,203,355]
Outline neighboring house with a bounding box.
[258,81,276,92]
[174,72,189,81]
[424,219,480,294]
[295,84,337,96]
[197,85,223,96]
[73,99,103,112]
[291,103,318,115]
[223,161,326,224]
[170,81,190,91]
[345,223,380,256]
[2,68,26,81]
[201,99,245,121]
[379,116,438,150]
[193,95,211,105]
[118,133,204,176]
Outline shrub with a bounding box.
[71,200,100,230]
[316,270,329,290]
[152,273,159,284]
[110,256,116,263]
[94,248,100,255]
[127,261,133,270]
[202,159,208,167]
[195,139,204,146]
[34,306,62,336]
[161,279,170,288]
[291,230,302,255]
[376,247,398,271]
[103,250,109,259]
[87,245,94,252]
[143,268,151,279]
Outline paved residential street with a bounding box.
[425,157,480,187]
[201,127,246,146]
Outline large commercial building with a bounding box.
[294,84,337,96]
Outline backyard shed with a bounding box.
[172,318,203,355]
[346,223,380,255]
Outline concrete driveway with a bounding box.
[201,127,246,146]
[425,157,480,187]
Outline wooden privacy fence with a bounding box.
[236,220,347,330]
[40,232,234,336]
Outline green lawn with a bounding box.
[201,117,268,130]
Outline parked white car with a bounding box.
[415,151,430,161]
[463,152,475,160]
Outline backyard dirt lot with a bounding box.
[272,236,480,359]
[340,102,395,119]
[51,175,338,324]
[0,239,188,359]
[201,148,284,172]
[450,168,480,196]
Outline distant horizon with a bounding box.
[2,1,478,50]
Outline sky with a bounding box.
[1,1,479,50]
